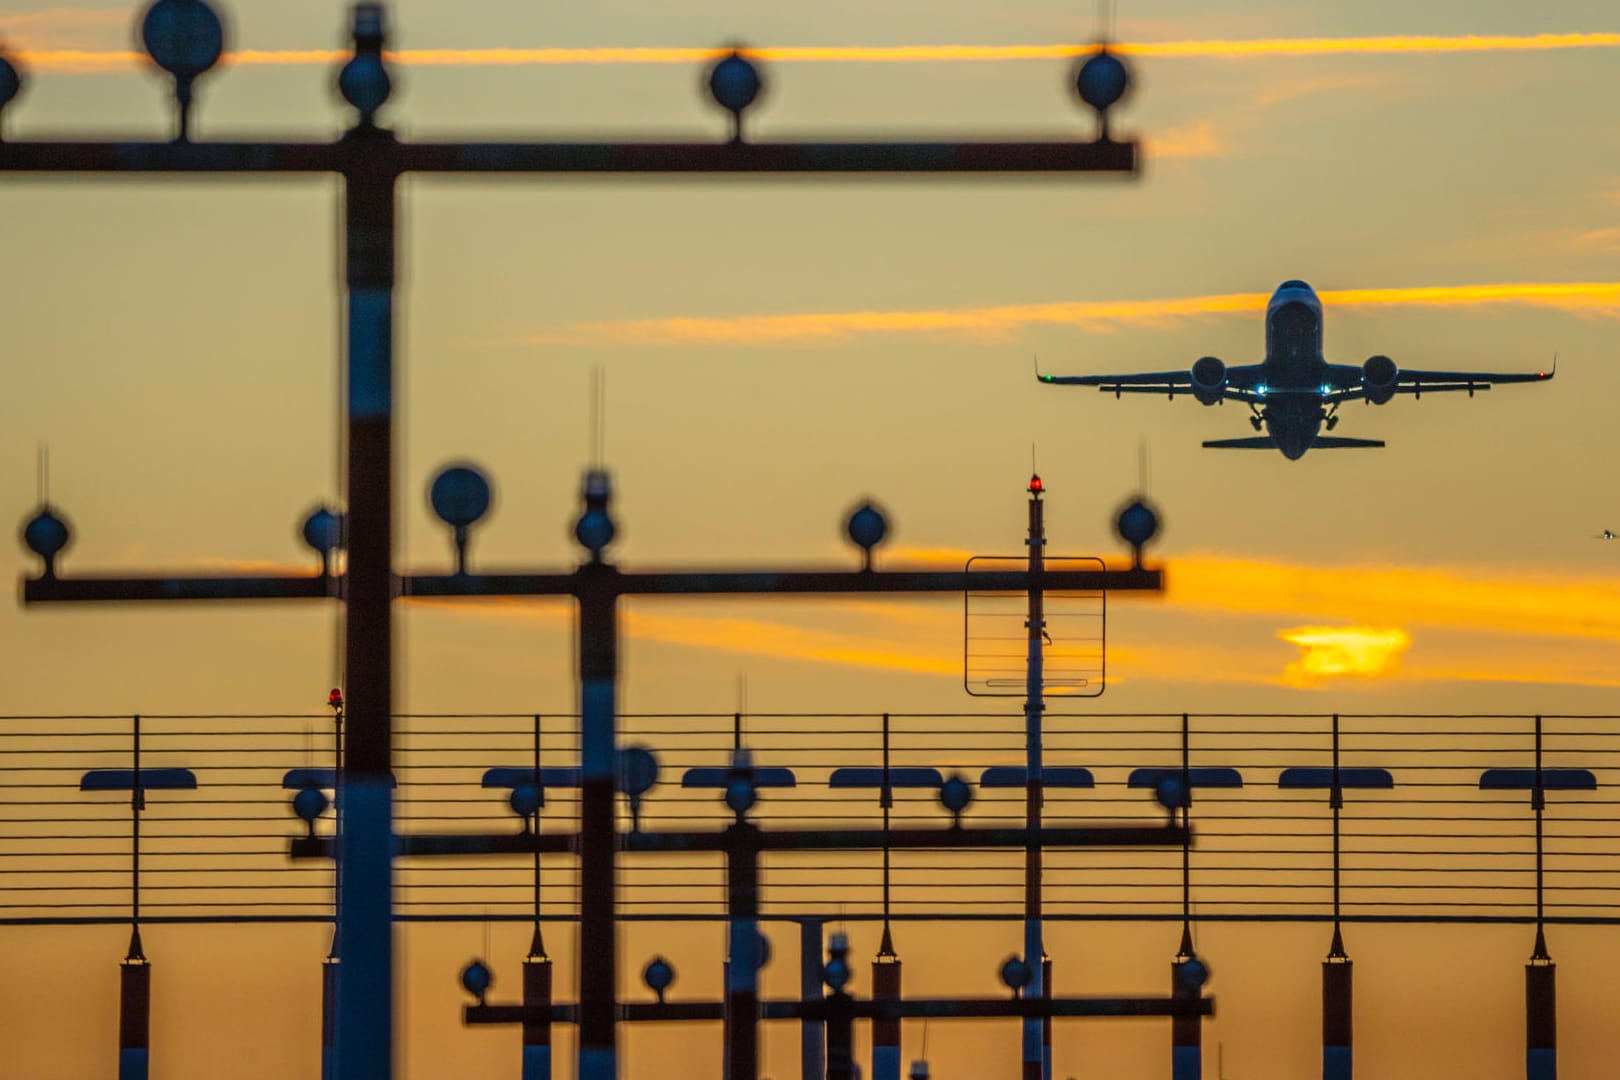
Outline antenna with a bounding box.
[1095,0,1117,42]
[589,366,607,467]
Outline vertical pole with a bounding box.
[524,713,551,1080]
[874,711,901,1080]
[131,713,142,929]
[1023,474,1046,1080]
[872,959,901,1080]
[324,697,343,1080]
[1527,714,1555,1080]
[321,957,339,1080]
[800,919,825,1080]
[120,713,149,1080]
[826,993,854,1080]
[1171,712,1200,1080]
[336,129,398,1080]
[578,559,620,1080]
[1323,959,1352,1080]
[726,823,761,1080]
[523,946,553,1080]
[1171,960,1200,1080]
[1324,714,1352,1080]
[826,932,855,1080]
[1527,964,1556,1080]
[1041,954,1053,1080]
[119,958,151,1080]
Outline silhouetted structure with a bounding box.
[3,1,1143,1076]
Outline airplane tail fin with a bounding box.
[1201,437,1276,450]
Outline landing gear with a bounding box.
[1248,403,1264,432]
[1323,403,1341,431]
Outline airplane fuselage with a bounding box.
[1259,280,1329,460]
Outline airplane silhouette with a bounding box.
[1036,280,1554,460]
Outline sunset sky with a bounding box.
[1,0,1619,1077]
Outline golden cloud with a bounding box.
[528,282,1620,347]
[1169,554,1620,642]
[1145,120,1225,160]
[1277,625,1411,687]
[1,9,125,53]
[13,33,1620,72]
[392,551,1620,689]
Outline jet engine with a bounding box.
[1362,355,1398,405]
[1190,356,1226,406]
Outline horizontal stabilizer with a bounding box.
[1311,436,1385,449]
[1201,437,1276,450]
[1201,435,1386,450]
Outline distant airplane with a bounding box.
[1036,279,1554,460]
[1598,530,1616,540]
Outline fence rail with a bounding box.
[1,712,1612,924]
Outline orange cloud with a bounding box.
[1571,228,1620,252]
[406,594,958,676]
[1145,120,1225,160]
[1169,554,1620,643]
[1,9,125,52]
[1277,625,1411,686]
[136,548,1620,689]
[529,282,1620,347]
[625,609,957,675]
[1249,72,1388,108]
[12,33,1620,73]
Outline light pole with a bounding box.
[7,5,1144,1077]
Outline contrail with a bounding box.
[531,282,1620,347]
[11,32,1620,73]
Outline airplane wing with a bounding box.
[1391,367,1554,395]
[1324,362,1554,402]
[1038,364,1265,401]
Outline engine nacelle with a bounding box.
[1362,355,1398,405]
[1190,356,1226,406]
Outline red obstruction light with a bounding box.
[328,688,344,710]
[1029,474,1044,494]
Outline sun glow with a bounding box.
[1278,625,1412,686]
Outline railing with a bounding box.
[1,712,1613,924]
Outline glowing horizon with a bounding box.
[391,549,1620,689]
[523,281,1620,347]
[10,31,1620,74]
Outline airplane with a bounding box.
[1036,279,1554,460]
